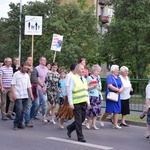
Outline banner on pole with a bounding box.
[51,34,63,52]
[24,16,42,35]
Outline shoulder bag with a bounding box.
[107,77,119,102]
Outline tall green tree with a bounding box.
[43,2,102,67]
[0,0,102,68]
[0,18,9,59]
[101,0,150,78]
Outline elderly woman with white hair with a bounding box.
[100,65,124,129]
[85,64,102,130]
[119,66,133,127]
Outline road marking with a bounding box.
[46,137,114,150]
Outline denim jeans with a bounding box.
[14,98,28,127]
[30,97,39,119]
[36,89,47,117]
[24,95,32,124]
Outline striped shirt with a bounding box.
[0,66,13,88]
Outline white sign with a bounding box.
[24,16,42,35]
[51,34,63,52]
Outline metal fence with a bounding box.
[101,78,149,112]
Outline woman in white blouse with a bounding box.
[119,66,133,127]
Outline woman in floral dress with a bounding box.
[45,62,61,124]
[85,64,102,129]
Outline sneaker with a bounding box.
[18,124,25,129]
[13,126,18,130]
[33,116,40,120]
[6,114,15,120]
[25,122,33,127]
[113,125,122,129]
[2,115,9,121]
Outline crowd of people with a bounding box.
[0,56,150,142]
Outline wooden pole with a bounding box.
[31,35,34,66]
[53,51,57,62]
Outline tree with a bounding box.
[43,2,102,67]
[101,0,150,78]
[0,0,102,68]
[0,18,9,59]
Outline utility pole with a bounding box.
[18,0,22,66]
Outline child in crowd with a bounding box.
[57,69,67,128]
[58,69,67,107]
[57,63,77,129]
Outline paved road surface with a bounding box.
[0,117,149,150]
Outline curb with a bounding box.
[124,120,146,127]
[97,117,146,127]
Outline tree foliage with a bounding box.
[101,0,150,78]
[0,0,102,68]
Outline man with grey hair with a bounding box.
[67,64,90,142]
[0,57,14,120]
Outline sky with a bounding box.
[0,0,44,18]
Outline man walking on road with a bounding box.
[35,56,48,121]
[0,57,14,120]
[24,56,44,127]
[11,62,34,130]
[67,64,90,142]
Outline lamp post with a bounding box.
[18,0,22,66]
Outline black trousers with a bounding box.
[67,102,86,140]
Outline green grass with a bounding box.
[120,114,146,123]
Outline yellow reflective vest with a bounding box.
[72,75,89,104]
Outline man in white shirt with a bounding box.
[11,62,34,130]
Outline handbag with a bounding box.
[130,91,134,95]
[107,77,119,102]
[107,92,118,102]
